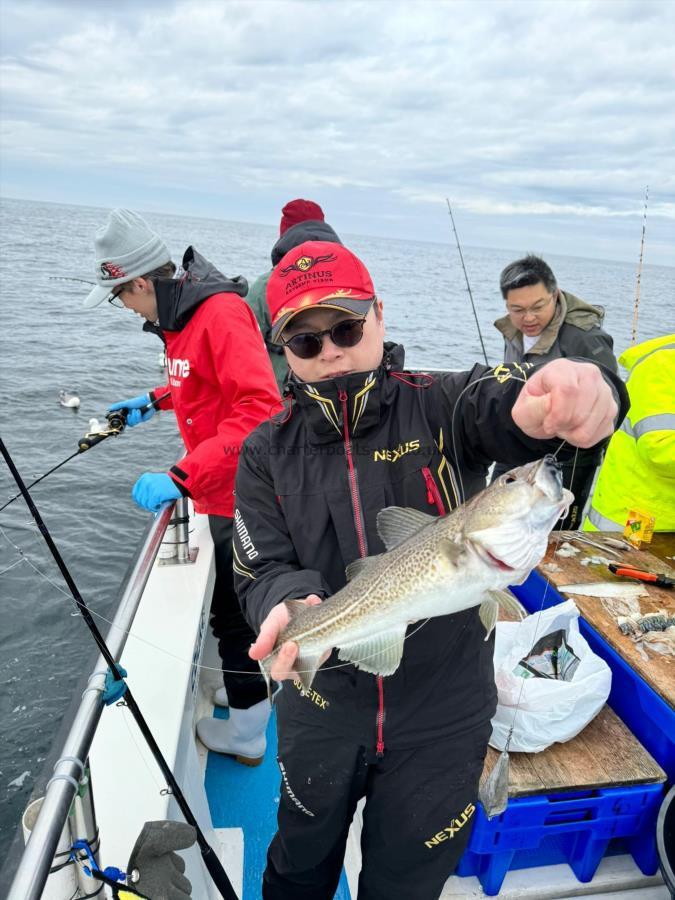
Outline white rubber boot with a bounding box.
[196,698,271,766]
[213,686,229,708]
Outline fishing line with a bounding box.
[1,510,434,678]
[1,523,75,601]
[0,392,171,514]
[0,380,587,685]
[0,436,238,900]
[1,515,435,676]
[0,373,572,681]
[49,276,97,286]
[444,365,587,791]
[0,451,81,513]
[551,437,568,460]
[450,370,528,506]
[501,445,580,754]
[118,702,166,794]
[446,199,489,367]
[0,557,25,576]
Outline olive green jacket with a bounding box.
[244,269,288,390]
[494,290,618,373]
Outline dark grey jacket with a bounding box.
[494,290,618,373]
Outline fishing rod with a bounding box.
[0,394,170,513]
[0,435,238,900]
[49,276,96,285]
[446,198,489,366]
[630,185,648,346]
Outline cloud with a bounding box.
[1,0,673,263]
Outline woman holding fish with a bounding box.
[229,242,628,900]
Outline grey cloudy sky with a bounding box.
[1,0,674,264]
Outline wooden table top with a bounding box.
[481,706,665,797]
[534,532,675,710]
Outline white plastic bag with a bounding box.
[489,600,611,753]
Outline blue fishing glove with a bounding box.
[132,473,182,512]
[108,393,156,427]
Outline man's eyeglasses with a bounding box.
[507,295,555,317]
[281,304,374,359]
[107,289,126,309]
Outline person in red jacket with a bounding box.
[83,208,282,764]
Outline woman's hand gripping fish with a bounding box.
[259,456,573,695]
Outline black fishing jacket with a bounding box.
[232,343,627,751]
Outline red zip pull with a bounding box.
[422,467,446,514]
[422,467,435,504]
[376,676,385,757]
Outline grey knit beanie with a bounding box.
[83,209,171,308]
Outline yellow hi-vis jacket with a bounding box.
[583,334,675,532]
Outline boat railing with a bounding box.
[8,496,191,900]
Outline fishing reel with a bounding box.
[78,410,129,451]
[106,408,129,432]
[76,394,167,453]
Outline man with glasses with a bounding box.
[83,208,282,765]
[493,254,618,527]
[231,241,628,899]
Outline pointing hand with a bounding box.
[512,359,618,447]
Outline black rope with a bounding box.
[0,435,237,900]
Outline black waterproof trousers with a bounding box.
[208,516,268,710]
[263,709,491,900]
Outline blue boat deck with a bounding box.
[204,705,352,900]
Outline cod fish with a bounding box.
[260,456,573,693]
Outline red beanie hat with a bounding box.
[279,199,325,235]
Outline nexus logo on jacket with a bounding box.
[373,440,420,463]
[424,803,476,848]
[167,357,191,380]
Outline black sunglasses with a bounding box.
[281,303,374,359]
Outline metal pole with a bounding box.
[158,496,198,566]
[68,766,103,896]
[8,503,174,900]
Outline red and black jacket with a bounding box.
[232,344,628,750]
[148,247,281,517]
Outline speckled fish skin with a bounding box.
[261,456,573,692]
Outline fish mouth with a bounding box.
[472,541,516,573]
[529,455,563,501]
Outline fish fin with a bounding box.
[439,538,465,565]
[479,598,499,640]
[285,598,311,621]
[479,749,510,820]
[258,657,274,703]
[338,625,407,676]
[294,650,326,694]
[488,588,525,621]
[345,554,384,582]
[376,506,437,551]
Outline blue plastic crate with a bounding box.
[457,783,663,895]
[511,570,675,780]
